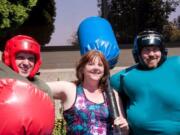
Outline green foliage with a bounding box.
[52,117,66,135]
[29,0,38,8]
[170,29,180,42]
[0,0,56,49]
[98,0,180,44]
[163,15,180,42]
[52,102,66,135]
[164,23,180,42]
[0,0,38,50]
[0,0,37,29]
[12,0,56,46]
[172,15,180,29]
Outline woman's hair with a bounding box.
[75,50,110,91]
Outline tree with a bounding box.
[10,0,56,46]
[0,0,38,49]
[0,0,56,50]
[98,0,180,44]
[0,0,37,30]
[68,31,79,47]
[164,16,180,42]
[173,15,180,29]
[178,16,180,29]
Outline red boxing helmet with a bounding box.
[3,35,42,78]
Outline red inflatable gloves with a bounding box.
[0,79,55,135]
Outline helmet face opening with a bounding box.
[132,30,167,68]
[3,35,42,78]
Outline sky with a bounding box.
[47,0,180,46]
[46,0,98,46]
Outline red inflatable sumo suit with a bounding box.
[0,79,55,135]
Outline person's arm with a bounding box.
[113,89,129,135]
[47,81,76,110]
[47,81,71,99]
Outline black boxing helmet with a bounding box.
[132,30,167,68]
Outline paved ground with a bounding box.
[41,47,180,69]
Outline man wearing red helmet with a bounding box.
[2,35,51,96]
[0,35,55,134]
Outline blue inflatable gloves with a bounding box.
[78,16,120,69]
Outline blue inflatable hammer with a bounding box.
[78,16,120,69]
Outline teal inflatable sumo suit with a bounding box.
[110,30,180,135]
[111,56,180,135]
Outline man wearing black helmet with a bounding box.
[110,30,180,134]
[132,30,167,69]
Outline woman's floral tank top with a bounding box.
[63,85,113,135]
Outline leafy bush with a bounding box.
[170,28,180,42]
[52,117,66,135]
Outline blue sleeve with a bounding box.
[110,69,125,92]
